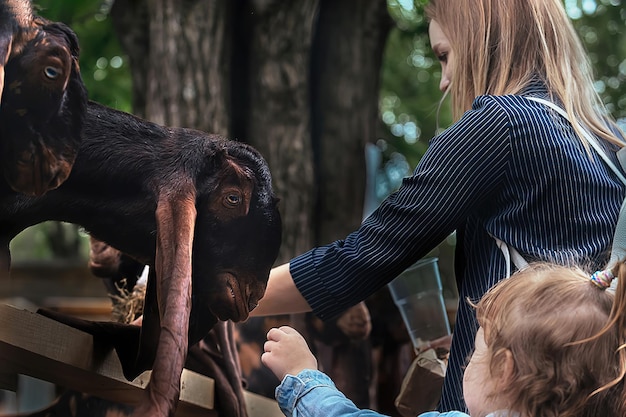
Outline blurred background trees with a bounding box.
[10,0,626,265]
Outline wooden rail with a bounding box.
[0,303,281,416]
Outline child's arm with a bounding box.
[276,369,465,417]
[262,325,386,416]
[261,326,460,417]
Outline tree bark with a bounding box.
[312,0,393,244]
[241,0,319,263]
[111,0,231,134]
[111,0,392,263]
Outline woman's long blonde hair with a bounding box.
[425,0,624,147]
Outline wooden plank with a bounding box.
[0,303,216,416]
[244,391,283,417]
[40,296,113,321]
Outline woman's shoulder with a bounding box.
[472,77,550,113]
[467,93,559,139]
[444,94,537,141]
[428,93,567,163]
[471,93,540,117]
[450,94,540,133]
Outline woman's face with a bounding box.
[428,19,453,93]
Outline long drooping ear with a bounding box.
[137,180,197,413]
[0,0,34,103]
[51,21,80,59]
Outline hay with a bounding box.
[109,279,146,324]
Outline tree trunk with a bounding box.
[312,0,393,244]
[111,0,231,134]
[240,0,319,263]
[111,0,392,263]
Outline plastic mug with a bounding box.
[387,257,451,350]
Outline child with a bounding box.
[262,261,626,417]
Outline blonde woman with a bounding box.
[252,0,626,411]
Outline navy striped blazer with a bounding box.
[289,81,626,412]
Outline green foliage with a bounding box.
[10,222,90,263]
[380,4,450,168]
[567,0,626,120]
[379,0,626,177]
[376,0,452,193]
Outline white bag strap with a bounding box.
[527,97,626,267]
[494,97,626,275]
[610,177,626,265]
[493,236,529,277]
[527,97,626,185]
[613,149,626,266]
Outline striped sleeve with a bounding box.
[291,97,514,320]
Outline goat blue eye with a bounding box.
[227,195,240,204]
[44,66,60,79]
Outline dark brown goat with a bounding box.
[0,100,282,416]
[0,0,87,195]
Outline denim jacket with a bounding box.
[275,369,471,417]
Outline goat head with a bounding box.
[0,4,87,195]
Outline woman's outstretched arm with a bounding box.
[251,263,313,316]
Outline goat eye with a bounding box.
[225,193,241,206]
[44,66,61,79]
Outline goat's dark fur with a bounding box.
[0,100,282,416]
[0,0,87,195]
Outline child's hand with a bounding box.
[262,325,318,381]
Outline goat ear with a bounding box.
[204,145,228,171]
[45,21,80,59]
[145,180,197,408]
[195,145,228,192]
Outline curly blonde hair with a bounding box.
[425,0,624,148]
[475,262,626,416]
